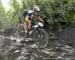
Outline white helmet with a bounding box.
[33,6,40,11]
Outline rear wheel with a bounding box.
[16,24,26,38]
[33,29,49,48]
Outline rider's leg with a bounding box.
[26,20,35,35]
[27,20,31,30]
[24,19,32,34]
[24,19,28,33]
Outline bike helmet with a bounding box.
[33,5,40,12]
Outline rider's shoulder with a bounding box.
[28,10,33,14]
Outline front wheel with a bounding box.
[32,29,49,48]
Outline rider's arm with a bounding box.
[37,16,44,23]
[25,16,32,29]
[25,16,30,21]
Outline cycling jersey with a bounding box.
[27,10,33,20]
[26,10,40,21]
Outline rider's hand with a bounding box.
[40,20,44,25]
[42,21,44,24]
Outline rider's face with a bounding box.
[33,11,39,16]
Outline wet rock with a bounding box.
[21,48,29,55]
[14,50,20,53]
[9,45,16,51]
[17,56,28,60]
[20,38,34,45]
[0,35,5,40]
[65,45,72,49]
[16,38,24,42]
[41,50,50,54]
[29,44,38,48]
[41,49,56,57]
[32,53,39,57]
[56,56,63,60]
[44,48,54,51]
[49,51,56,57]
[62,40,65,42]
[49,33,55,36]
[55,47,62,52]
[60,46,74,55]
[50,36,59,40]
[0,37,3,48]
[65,42,73,46]
[61,52,66,56]
[65,57,75,60]
[57,44,63,47]
[9,36,16,40]
[30,55,35,60]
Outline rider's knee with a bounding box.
[28,20,31,24]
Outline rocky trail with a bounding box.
[0,27,75,60]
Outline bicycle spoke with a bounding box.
[33,29,49,48]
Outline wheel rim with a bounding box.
[33,29,48,48]
[17,24,26,38]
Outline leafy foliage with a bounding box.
[0,0,75,29]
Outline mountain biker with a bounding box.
[24,5,44,34]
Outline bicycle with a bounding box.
[16,21,49,48]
